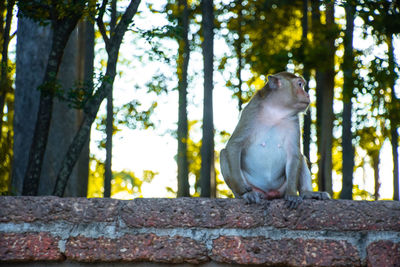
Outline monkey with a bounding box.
[220,71,330,208]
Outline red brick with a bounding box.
[0,232,63,262]
[367,240,400,267]
[266,199,400,231]
[212,236,361,266]
[0,196,119,223]
[65,233,208,263]
[121,197,266,228]
[1,197,400,231]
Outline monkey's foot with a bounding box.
[285,195,303,209]
[301,191,331,200]
[242,191,264,204]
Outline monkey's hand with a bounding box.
[301,191,331,200]
[285,194,303,209]
[242,190,264,204]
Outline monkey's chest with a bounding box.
[242,128,287,190]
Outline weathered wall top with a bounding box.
[0,196,399,266]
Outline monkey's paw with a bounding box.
[242,191,264,204]
[301,191,331,200]
[285,195,303,209]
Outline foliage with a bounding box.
[133,25,183,63]
[352,184,374,200]
[94,99,157,151]
[357,1,400,37]
[17,0,97,25]
[87,155,105,198]
[145,73,170,95]
[218,0,308,109]
[55,73,106,109]
[0,92,13,195]
[225,0,303,74]
[116,100,157,130]
[87,155,156,199]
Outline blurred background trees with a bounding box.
[0,0,399,200]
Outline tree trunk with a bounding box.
[53,0,141,197]
[73,19,94,197]
[301,0,311,163]
[38,23,90,197]
[312,0,334,196]
[14,18,91,197]
[372,151,380,200]
[22,16,83,196]
[13,18,51,195]
[177,0,190,197]
[0,0,15,140]
[391,127,399,201]
[38,20,92,197]
[104,0,117,198]
[200,0,215,198]
[311,0,323,173]
[104,92,113,198]
[235,0,243,112]
[387,34,399,201]
[340,3,355,200]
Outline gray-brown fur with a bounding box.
[220,71,330,208]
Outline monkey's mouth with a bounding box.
[297,101,310,110]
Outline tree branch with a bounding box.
[96,0,110,50]
[111,0,140,46]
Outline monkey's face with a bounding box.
[267,73,310,113]
[290,77,310,111]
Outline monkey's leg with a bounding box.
[285,155,303,209]
[298,156,331,200]
[221,148,264,203]
[220,148,252,198]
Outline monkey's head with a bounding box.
[264,71,310,112]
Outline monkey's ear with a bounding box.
[267,75,281,90]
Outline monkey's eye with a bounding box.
[298,81,304,88]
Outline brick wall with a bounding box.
[0,196,399,266]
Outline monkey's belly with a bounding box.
[242,137,286,193]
